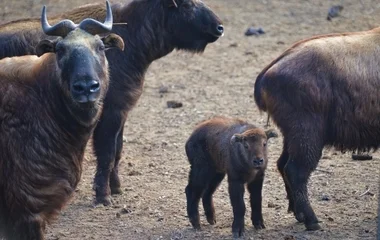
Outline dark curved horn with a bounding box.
[41,5,76,37]
[78,1,113,35]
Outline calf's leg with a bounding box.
[247,174,265,229]
[228,179,246,238]
[186,165,212,230]
[202,172,225,225]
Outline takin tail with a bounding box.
[254,69,269,112]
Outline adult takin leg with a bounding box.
[93,109,125,206]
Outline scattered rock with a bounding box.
[120,206,132,214]
[277,41,285,45]
[116,212,121,218]
[327,5,343,21]
[328,217,334,221]
[229,42,238,47]
[245,27,265,36]
[148,163,156,168]
[268,202,276,208]
[352,152,373,161]
[167,100,183,108]
[284,235,296,240]
[321,194,330,201]
[159,85,169,94]
[128,162,134,167]
[128,170,142,176]
[157,217,164,222]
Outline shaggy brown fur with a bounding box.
[0,0,224,206]
[185,116,277,238]
[254,26,380,231]
[0,26,123,239]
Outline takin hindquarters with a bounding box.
[254,27,380,231]
[185,116,277,238]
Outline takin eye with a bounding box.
[97,44,105,52]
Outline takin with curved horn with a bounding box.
[0,3,124,240]
[0,0,223,206]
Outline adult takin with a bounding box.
[0,2,124,240]
[0,0,224,206]
[185,116,277,238]
[254,27,380,230]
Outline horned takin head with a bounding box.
[36,1,124,106]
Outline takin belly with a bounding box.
[327,82,380,151]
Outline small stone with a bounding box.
[120,207,132,214]
[159,85,169,94]
[245,27,265,36]
[116,212,121,218]
[229,43,238,47]
[128,170,142,176]
[328,217,334,221]
[327,5,344,21]
[321,195,330,201]
[284,235,296,240]
[268,202,276,208]
[157,217,164,222]
[167,100,183,108]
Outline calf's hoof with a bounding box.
[191,222,201,231]
[94,195,113,206]
[110,187,123,195]
[305,222,321,231]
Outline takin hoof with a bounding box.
[305,222,322,231]
[110,187,123,195]
[190,217,201,230]
[294,212,305,223]
[206,216,216,225]
[232,229,244,239]
[253,221,266,230]
[94,195,113,206]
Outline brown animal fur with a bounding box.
[0,25,123,239]
[185,116,277,237]
[254,26,380,231]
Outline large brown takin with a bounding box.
[254,27,380,230]
[0,2,124,239]
[185,116,277,238]
[0,0,224,206]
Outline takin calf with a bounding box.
[254,27,380,231]
[0,2,124,239]
[185,116,277,238]
[0,0,224,206]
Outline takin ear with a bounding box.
[36,39,58,57]
[230,134,244,145]
[102,34,125,51]
[265,129,279,139]
[164,0,178,8]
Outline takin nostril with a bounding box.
[89,81,100,93]
[72,82,86,94]
[217,25,224,34]
[254,159,264,165]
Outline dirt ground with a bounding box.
[1,0,380,239]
